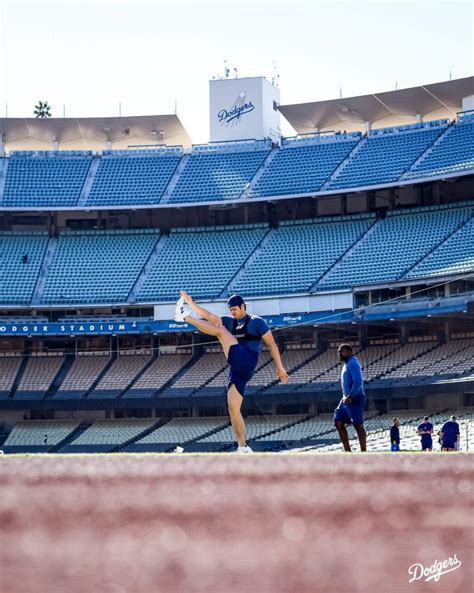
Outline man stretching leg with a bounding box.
[175,291,289,453]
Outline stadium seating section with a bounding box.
[1,339,473,403]
[325,121,448,190]
[249,133,360,197]
[1,202,471,306]
[41,230,159,304]
[135,224,268,301]
[3,152,92,207]
[168,141,270,203]
[4,408,472,453]
[1,117,472,209]
[0,232,49,305]
[86,151,181,206]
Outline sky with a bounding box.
[0,0,473,142]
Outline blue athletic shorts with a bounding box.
[227,344,259,397]
[421,438,433,450]
[442,438,456,449]
[334,398,365,426]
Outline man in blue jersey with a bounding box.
[440,415,461,451]
[334,344,367,452]
[175,291,288,453]
[417,416,434,451]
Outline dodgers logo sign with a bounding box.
[218,91,255,127]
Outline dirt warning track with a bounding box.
[0,453,472,593]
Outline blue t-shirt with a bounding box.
[221,314,270,353]
[441,421,460,439]
[341,356,365,401]
[418,422,433,439]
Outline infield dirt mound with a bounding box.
[0,453,472,593]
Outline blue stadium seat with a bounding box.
[86,151,182,206]
[326,121,448,190]
[317,203,474,290]
[250,133,360,198]
[40,230,160,305]
[232,214,375,295]
[404,115,474,179]
[135,224,269,301]
[3,153,92,207]
[0,232,49,305]
[168,141,270,204]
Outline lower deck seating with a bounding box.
[15,356,64,398]
[55,354,111,398]
[3,420,80,452]
[197,415,307,444]
[88,354,151,398]
[64,419,157,452]
[0,356,22,398]
[129,417,231,450]
[126,353,193,397]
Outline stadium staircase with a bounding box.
[30,237,59,306]
[160,154,191,204]
[310,219,379,290]
[77,156,100,206]
[44,355,76,399]
[240,148,279,199]
[118,353,159,398]
[0,158,9,205]
[127,234,167,303]
[400,215,474,279]
[49,422,92,453]
[111,418,171,453]
[319,136,367,191]
[8,357,29,399]
[221,227,273,297]
[400,121,455,180]
[83,354,117,399]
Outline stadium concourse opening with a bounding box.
[0,79,473,454]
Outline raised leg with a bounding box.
[184,316,238,358]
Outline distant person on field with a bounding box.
[417,416,433,451]
[334,344,367,452]
[390,417,400,451]
[440,415,460,451]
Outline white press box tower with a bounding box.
[209,76,281,144]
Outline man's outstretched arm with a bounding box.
[262,331,289,383]
[181,290,222,326]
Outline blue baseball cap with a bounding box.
[227,294,245,308]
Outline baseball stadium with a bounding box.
[1,4,473,591]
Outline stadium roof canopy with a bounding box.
[0,114,192,152]
[279,76,474,134]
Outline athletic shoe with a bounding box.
[174,296,190,322]
[233,445,253,454]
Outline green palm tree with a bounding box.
[34,101,52,118]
